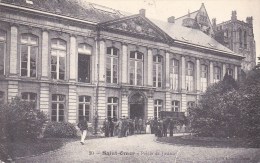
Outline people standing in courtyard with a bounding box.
[162,118,169,137]
[116,118,123,138]
[138,118,143,134]
[103,118,110,137]
[77,116,88,145]
[108,117,114,137]
[157,119,163,137]
[134,117,138,134]
[168,119,174,137]
[145,118,151,134]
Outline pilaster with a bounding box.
[234,66,238,80]
[165,92,171,111]
[68,85,77,123]
[121,90,128,117]
[69,35,77,81]
[196,58,200,92]
[99,40,106,82]
[41,30,49,80]
[147,90,154,119]
[39,83,49,114]
[223,63,226,77]
[10,25,18,76]
[147,48,153,86]
[181,93,187,116]
[209,61,214,84]
[181,56,186,91]
[122,43,128,84]
[97,87,106,122]
[7,81,18,102]
[165,52,170,88]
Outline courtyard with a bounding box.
[15,134,260,163]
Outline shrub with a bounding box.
[1,97,47,141]
[44,121,77,138]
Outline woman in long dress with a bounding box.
[145,119,151,134]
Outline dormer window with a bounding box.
[26,0,33,4]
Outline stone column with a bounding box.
[223,63,226,78]
[10,25,18,76]
[181,56,186,91]
[209,61,214,84]
[196,58,200,92]
[7,81,18,102]
[41,30,49,80]
[234,66,238,80]
[39,83,49,114]
[122,43,128,84]
[121,91,128,117]
[181,56,187,115]
[68,85,77,123]
[69,35,77,81]
[147,48,153,86]
[165,51,170,88]
[99,39,106,82]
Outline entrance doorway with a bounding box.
[130,104,144,119]
[129,92,145,119]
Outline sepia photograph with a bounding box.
[0,0,259,162]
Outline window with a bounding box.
[106,47,118,83]
[78,96,91,122]
[21,92,37,102]
[51,94,65,122]
[226,68,233,77]
[153,55,162,87]
[129,51,143,85]
[0,30,6,75]
[244,31,247,49]
[201,64,208,92]
[172,101,180,112]
[20,34,38,77]
[186,61,194,91]
[170,59,179,91]
[214,66,221,83]
[239,29,242,48]
[224,30,228,38]
[107,97,118,119]
[154,99,163,118]
[78,44,92,83]
[0,91,4,103]
[51,39,66,80]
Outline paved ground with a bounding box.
[16,134,260,163]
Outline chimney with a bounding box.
[139,9,146,17]
[231,10,237,21]
[246,16,253,27]
[168,16,175,23]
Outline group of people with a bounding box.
[77,116,179,145]
[102,116,145,138]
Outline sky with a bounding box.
[85,0,260,62]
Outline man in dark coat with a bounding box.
[162,118,168,137]
[108,117,114,137]
[103,118,110,137]
[168,119,174,137]
[77,116,88,145]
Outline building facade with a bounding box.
[0,0,244,124]
[213,11,256,72]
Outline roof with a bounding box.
[150,18,238,55]
[0,0,128,23]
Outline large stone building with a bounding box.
[213,11,256,72]
[0,1,244,124]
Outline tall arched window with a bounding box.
[153,55,162,87]
[107,97,118,119]
[51,39,66,80]
[78,96,91,122]
[0,30,6,75]
[51,94,66,122]
[129,51,143,85]
[106,47,118,84]
[186,61,194,91]
[78,43,92,83]
[20,34,38,77]
[214,66,221,83]
[201,64,208,92]
[170,59,179,91]
[154,99,163,118]
[244,31,247,49]
[239,29,242,48]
